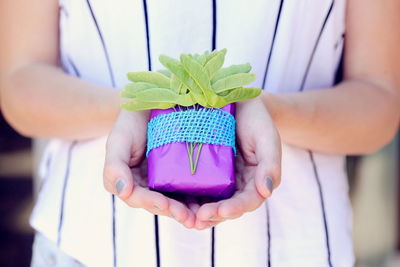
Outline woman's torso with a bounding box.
[30,1,353,266]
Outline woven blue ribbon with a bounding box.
[146,108,236,157]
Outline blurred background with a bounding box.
[0,109,398,267]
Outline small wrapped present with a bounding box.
[147,104,236,199]
[120,49,261,199]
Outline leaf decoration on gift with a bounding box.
[157,69,172,78]
[203,48,227,79]
[211,63,251,84]
[136,88,195,107]
[159,55,203,95]
[127,71,170,88]
[120,48,262,110]
[212,73,256,93]
[121,99,175,111]
[221,87,262,104]
[120,82,157,98]
[120,49,262,175]
[192,51,209,66]
[180,55,214,94]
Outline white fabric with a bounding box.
[30,0,354,266]
[31,232,85,267]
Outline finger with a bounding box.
[185,196,201,214]
[125,186,171,216]
[254,160,279,199]
[195,219,211,230]
[103,157,135,199]
[168,198,190,223]
[103,112,137,198]
[217,179,264,219]
[182,210,196,229]
[254,136,281,199]
[195,220,220,230]
[194,216,224,230]
[196,202,221,221]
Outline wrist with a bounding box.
[260,91,289,126]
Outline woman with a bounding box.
[0,0,399,266]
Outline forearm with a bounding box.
[263,80,400,155]
[1,63,120,140]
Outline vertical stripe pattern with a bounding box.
[143,0,152,71]
[309,151,333,267]
[57,141,76,246]
[111,195,117,267]
[141,1,160,266]
[297,2,335,266]
[266,204,271,267]
[85,1,117,265]
[85,0,116,87]
[211,227,215,267]
[154,215,161,267]
[67,56,81,77]
[261,0,284,89]
[211,0,217,51]
[299,1,335,92]
[211,1,217,266]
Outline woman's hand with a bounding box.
[194,98,282,229]
[103,110,196,228]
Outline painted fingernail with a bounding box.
[116,179,125,195]
[266,177,274,194]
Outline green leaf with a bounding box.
[170,74,189,94]
[136,88,196,106]
[120,99,175,111]
[120,82,157,98]
[189,92,209,107]
[203,49,227,79]
[180,54,215,105]
[159,54,204,95]
[192,52,208,66]
[205,49,225,64]
[221,87,262,105]
[157,69,172,78]
[215,87,241,97]
[212,73,256,93]
[127,71,170,88]
[211,63,252,84]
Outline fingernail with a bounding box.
[116,179,125,195]
[266,177,274,194]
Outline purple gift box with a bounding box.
[147,104,236,199]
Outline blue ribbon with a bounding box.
[146,108,236,157]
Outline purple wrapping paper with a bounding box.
[147,104,236,199]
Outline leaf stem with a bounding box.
[186,141,195,174]
[193,143,203,173]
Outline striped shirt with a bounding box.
[30,0,354,266]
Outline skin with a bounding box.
[104,100,281,229]
[0,0,399,230]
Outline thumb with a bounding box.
[254,138,281,199]
[103,111,146,200]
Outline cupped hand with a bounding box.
[103,110,196,228]
[194,98,282,229]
